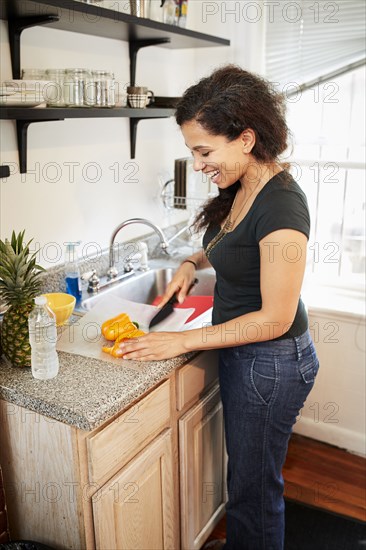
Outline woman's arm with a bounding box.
[157,248,212,306]
[184,249,212,271]
[120,229,307,360]
[183,228,308,350]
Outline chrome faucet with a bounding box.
[107,217,169,279]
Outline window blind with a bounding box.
[265,0,366,90]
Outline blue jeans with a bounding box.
[219,329,319,550]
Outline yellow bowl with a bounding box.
[43,293,76,326]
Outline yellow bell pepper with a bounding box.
[102,328,146,358]
[101,312,138,341]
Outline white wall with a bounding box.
[0,1,265,267]
[294,309,366,456]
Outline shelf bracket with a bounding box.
[130,115,171,159]
[129,38,171,86]
[8,15,60,79]
[16,119,63,174]
[0,166,11,179]
[130,118,143,159]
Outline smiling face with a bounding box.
[181,119,255,189]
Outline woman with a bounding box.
[120,65,319,550]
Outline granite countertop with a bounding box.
[0,349,196,431]
[0,229,208,432]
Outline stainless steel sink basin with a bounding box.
[76,264,216,313]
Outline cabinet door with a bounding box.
[179,384,227,550]
[92,429,177,550]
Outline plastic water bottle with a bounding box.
[28,296,59,380]
[64,241,81,301]
[163,0,176,24]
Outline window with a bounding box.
[286,66,365,291]
[265,1,366,293]
[265,0,365,91]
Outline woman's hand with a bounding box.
[120,331,188,361]
[156,261,197,307]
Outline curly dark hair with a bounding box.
[175,64,291,231]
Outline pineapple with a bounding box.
[0,231,44,367]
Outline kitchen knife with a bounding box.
[148,278,198,329]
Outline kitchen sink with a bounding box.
[75,264,216,314]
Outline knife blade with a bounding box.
[148,278,198,329]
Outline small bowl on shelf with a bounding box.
[43,292,76,326]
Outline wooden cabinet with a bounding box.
[0,400,87,548]
[176,350,219,411]
[179,384,226,550]
[93,429,175,550]
[87,380,171,485]
[0,380,177,550]
[0,351,226,549]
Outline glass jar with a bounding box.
[163,0,176,24]
[64,68,92,107]
[45,69,67,106]
[84,76,96,107]
[22,68,47,80]
[92,70,116,107]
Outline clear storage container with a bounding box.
[22,68,47,80]
[45,69,67,107]
[64,68,92,107]
[92,70,116,107]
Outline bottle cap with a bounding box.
[35,296,47,305]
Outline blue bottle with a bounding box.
[64,242,81,301]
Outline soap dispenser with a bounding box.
[64,241,81,301]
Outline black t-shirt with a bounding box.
[202,171,310,339]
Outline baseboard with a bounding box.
[293,417,366,457]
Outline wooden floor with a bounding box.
[203,434,366,545]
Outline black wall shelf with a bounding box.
[0,106,176,121]
[0,0,230,174]
[0,0,229,48]
[0,106,175,172]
